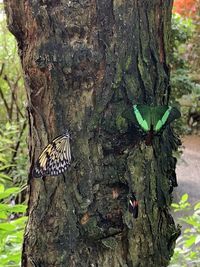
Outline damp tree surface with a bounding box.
[4,1,181,267]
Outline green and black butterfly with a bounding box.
[32,131,71,178]
[132,104,181,145]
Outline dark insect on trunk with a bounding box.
[129,193,139,219]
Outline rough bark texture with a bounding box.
[4,1,180,267]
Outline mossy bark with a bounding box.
[4,1,180,266]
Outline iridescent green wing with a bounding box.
[152,106,170,132]
[153,106,181,132]
[133,105,151,132]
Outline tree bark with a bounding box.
[4,1,180,266]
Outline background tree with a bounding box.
[4,1,181,266]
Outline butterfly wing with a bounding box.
[133,104,181,133]
[165,106,181,125]
[33,133,71,178]
[152,106,169,132]
[153,106,181,132]
[133,105,151,132]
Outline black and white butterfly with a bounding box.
[32,131,71,178]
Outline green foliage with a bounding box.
[171,193,190,212]
[0,121,27,187]
[170,13,200,134]
[0,183,27,267]
[186,10,200,76]
[0,9,27,187]
[171,69,200,99]
[0,9,27,266]
[170,194,200,267]
[171,13,195,66]
[170,13,195,97]
[0,11,25,122]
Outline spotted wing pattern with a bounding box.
[32,132,71,178]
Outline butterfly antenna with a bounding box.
[64,128,72,139]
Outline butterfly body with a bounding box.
[145,125,154,146]
[129,193,138,219]
[133,105,181,144]
[33,131,71,178]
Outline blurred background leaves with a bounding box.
[0,3,27,266]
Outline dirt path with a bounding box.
[174,135,200,204]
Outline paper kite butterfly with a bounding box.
[32,131,71,178]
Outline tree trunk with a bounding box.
[4,1,180,266]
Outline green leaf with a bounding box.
[171,203,180,208]
[0,203,13,212]
[0,164,15,171]
[0,156,7,164]
[0,184,4,193]
[10,216,27,226]
[0,187,21,200]
[181,215,200,227]
[181,193,188,203]
[0,222,16,231]
[194,202,200,210]
[195,235,200,245]
[9,204,27,213]
[0,203,27,216]
[0,211,7,219]
[185,235,196,248]
[0,173,12,181]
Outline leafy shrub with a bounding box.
[0,121,27,188]
[0,8,25,123]
[0,184,27,267]
[0,11,27,266]
[170,13,196,97]
[170,13,200,134]
[170,194,200,267]
[0,8,27,188]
